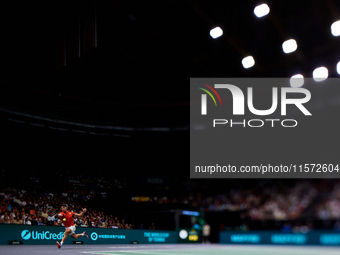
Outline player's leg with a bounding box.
[70,231,89,239]
[62,228,71,243]
[56,228,71,249]
[69,233,82,239]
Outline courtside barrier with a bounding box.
[0,224,177,245]
[219,230,340,246]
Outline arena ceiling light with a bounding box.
[331,20,340,36]
[313,67,328,82]
[210,27,223,39]
[337,61,340,75]
[282,39,298,54]
[254,3,270,18]
[242,56,255,69]
[290,74,304,88]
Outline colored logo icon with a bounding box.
[21,230,31,240]
[91,232,98,241]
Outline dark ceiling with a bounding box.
[1,0,340,103]
[0,0,339,111]
[55,0,340,101]
[0,0,340,174]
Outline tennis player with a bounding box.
[56,205,89,249]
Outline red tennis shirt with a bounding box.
[59,211,75,228]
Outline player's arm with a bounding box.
[74,208,87,217]
[57,212,64,219]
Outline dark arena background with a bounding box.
[1,0,340,254]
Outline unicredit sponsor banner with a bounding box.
[0,224,177,245]
[219,231,340,246]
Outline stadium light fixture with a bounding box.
[331,20,340,36]
[210,27,223,39]
[290,74,304,87]
[282,39,298,54]
[254,3,270,18]
[242,56,255,69]
[337,61,340,75]
[313,67,328,82]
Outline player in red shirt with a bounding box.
[56,204,89,249]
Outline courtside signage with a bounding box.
[220,231,340,245]
[20,229,64,240]
[144,232,171,243]
[0,225,178,245]
[90,232,126,241]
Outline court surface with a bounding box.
[1,244,339,255]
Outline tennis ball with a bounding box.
[63,218,66,222]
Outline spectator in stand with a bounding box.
[37,218,44,226]
[121,219,126,228]
[5,213,13,224]
[31,215,38,225]
[41,208,48,224]
[47,210,56,225]
[23,213,32,225]
[81,219,89,227]
[13,213,23,224]
[149,222,156,230]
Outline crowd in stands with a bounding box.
[1,167,340,229]
[248,181,317,220]
[184,180,338,221]
[123,179,340,221]
[0,186,141,229]
[316,182,340,220]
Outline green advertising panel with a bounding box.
[219,231,340,246]
[0,224,177,245]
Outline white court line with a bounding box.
[81,246,340,255]
[318,252,340,255]
[81,252,135,254]
[81,252,121,255]
[106,247,134,249]
[81,250,190,255]
[112,251,191,255]
[107,246,178,249]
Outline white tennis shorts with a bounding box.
[66,225,76,235]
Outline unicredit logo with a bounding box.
[21,230,31,240]
[20,230,64,240]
